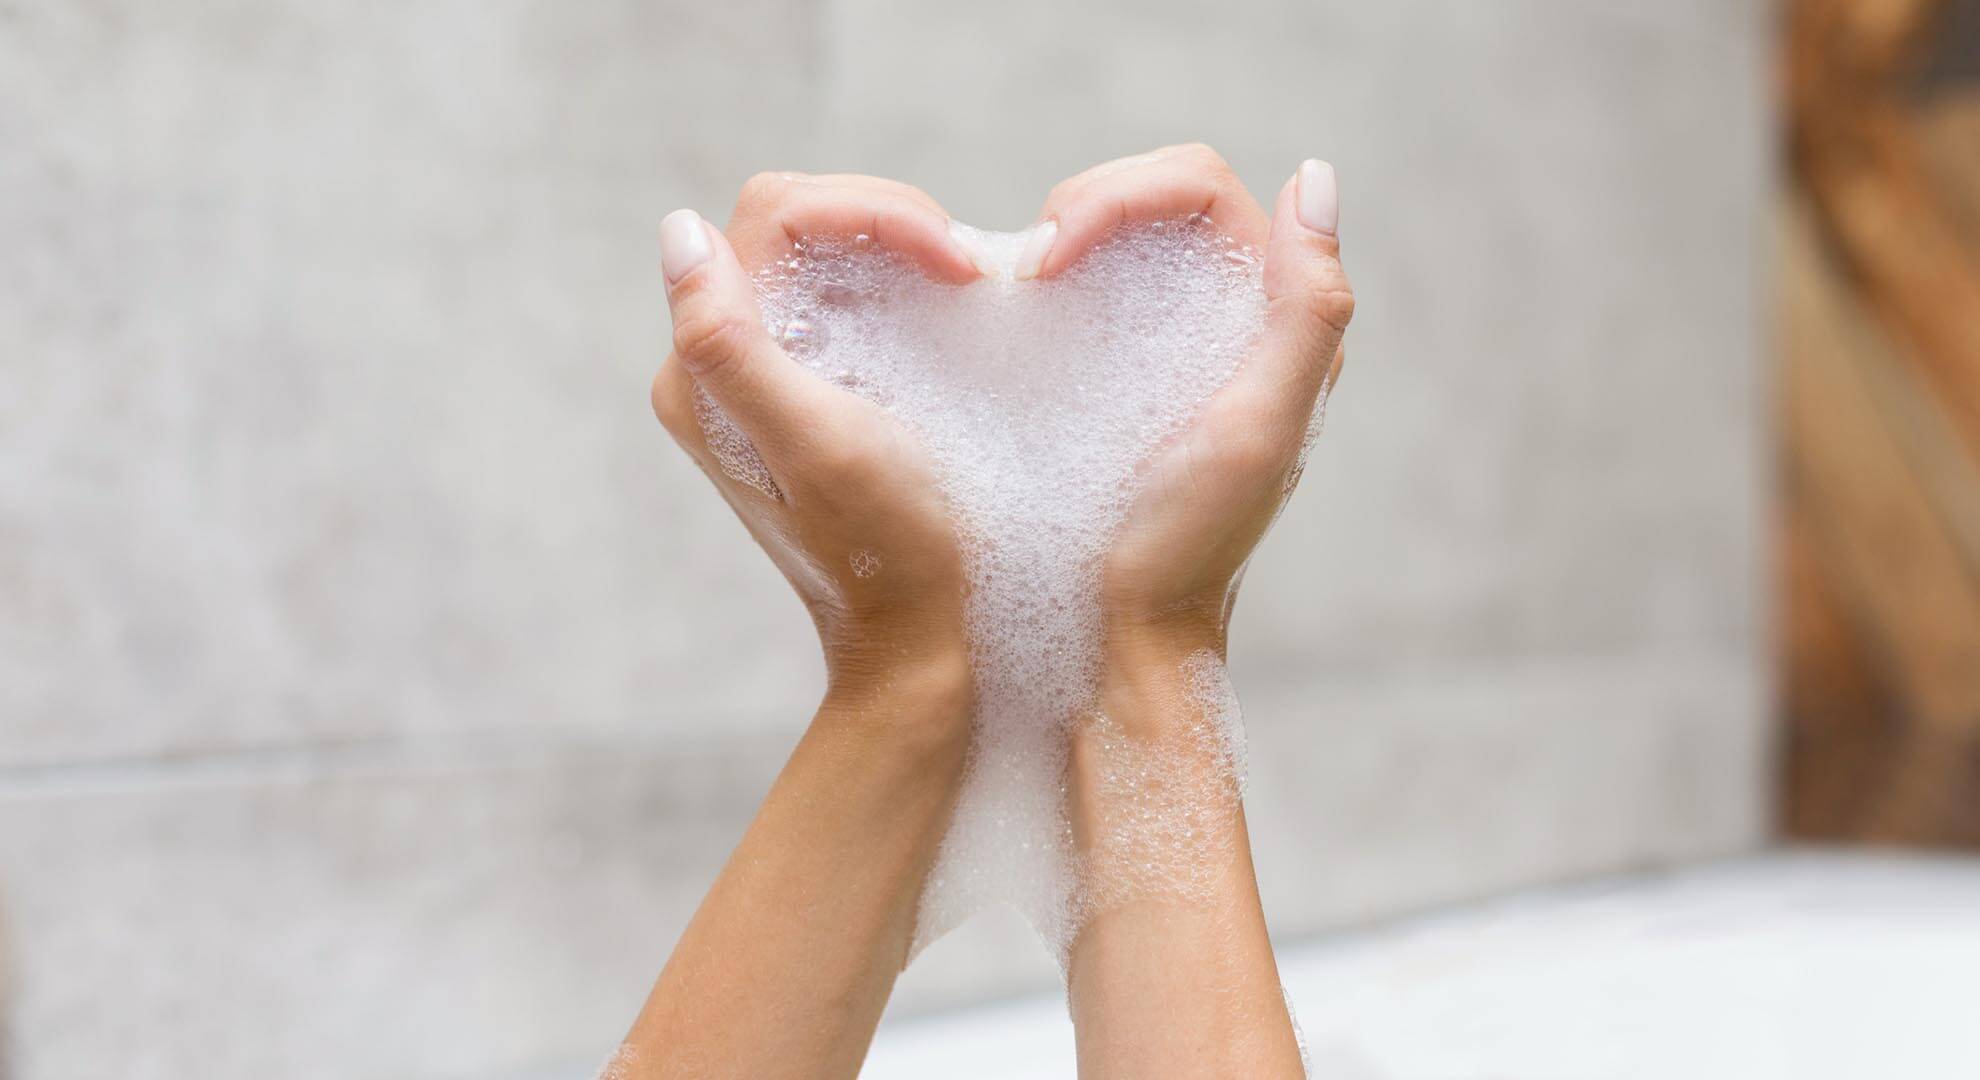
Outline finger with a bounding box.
[727,173,983,283]
[658,207,840,462]
[786,172,948,215]
[1053,141,1188,190]
[1253,160,1355,408]
[1021,143,1268,280]
[1042,143,1220,207]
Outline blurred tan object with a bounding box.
[1782,0,1980,844]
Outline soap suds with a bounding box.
[1181,648,1247,790]
[702,217,1266,962]
[595,1044,639,1080]
[1284,985,1313,1077]
[695,386,780,500]
[1070,648,1250,925]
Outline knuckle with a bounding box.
[670,308,752,377]
[737,171,791,209]
[896,181,939,207]
[650,365,693,435]
[1313,281,1356,333]
[1179,142,1230,171]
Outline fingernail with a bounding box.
[1296,159,1338,235]
[660,208,714,284]
[1014,219,1057,281]
[947,218,996,277]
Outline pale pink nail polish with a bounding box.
[1296,160,1339,235]
[1014,219,1057,281]
[660,209,714,283]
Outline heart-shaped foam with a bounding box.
[703,218,1267,962]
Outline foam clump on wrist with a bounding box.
[699,216,1266,963]
[1069,649,1250,931]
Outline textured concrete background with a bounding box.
[0,1,1770,1077]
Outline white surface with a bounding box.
[862,851,1980,1079]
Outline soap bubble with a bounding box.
[775,317,826,358]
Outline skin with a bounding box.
[1041,145,1353,1079]
[621,145,1353,1079]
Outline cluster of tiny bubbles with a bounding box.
[593,1044,639,1080]
[1284,985,1313,1077]
[1067,649,1249,932]
[699,215,1266,965]
[774,316,826,358]
[1182,649,1247,789]
[1284,378,1333,500]
[692,386,780,500]
[849,549,881,579]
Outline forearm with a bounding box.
[1065,635,1303,1078]
[616,652,971,1079]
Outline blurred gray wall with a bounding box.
[0,1,1770,1077]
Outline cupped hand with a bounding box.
[650,173,984,701]
[1026,145,1355,665]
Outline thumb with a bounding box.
[660,208,835,459]
[1261,160,1355,391]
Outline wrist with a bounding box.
[1075,623,1241,799]
[1068,630,1249,910]
[817,638,974,764]
[1098,581,1226,659]
[1094,619,1225,732]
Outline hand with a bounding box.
[650,173,985,723]
[625,175,986,1077]
[1027,145,1355,679]
[1030,147,1349,1078]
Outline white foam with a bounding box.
[705,217,1266,962]
[1069,649,1250,926]
[595,1044,639,1080]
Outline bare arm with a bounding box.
[618,176,985,1078]
[615,654,968,1078]
[1031,147,1355,1078]
[1065,640,1301,1077]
